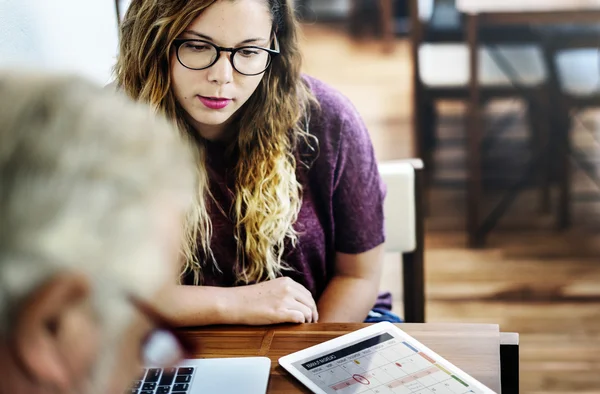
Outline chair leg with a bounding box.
[423,101,437,152]
[540,37,572,229]
[402,165,425,323]
[380,0,394,53]
[527,91,551,214]
[348,0,361,39]
[557,107,572,230]
[467,103,484,248]
[466,14,484,248]
[417,100,436,186]
[402,252,425,323]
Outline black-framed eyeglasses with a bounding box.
[128,294,195,367]
[172,35,280,76]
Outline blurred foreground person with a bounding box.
[0,71,198,394]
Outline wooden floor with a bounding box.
[300,24,600,394]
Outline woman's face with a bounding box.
[170,0,273,141]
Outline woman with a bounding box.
[116,0,387,325]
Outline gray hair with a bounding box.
[0,70,196,335]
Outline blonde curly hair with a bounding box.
[115,0,317,285]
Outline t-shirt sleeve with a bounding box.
[332,99,386,254]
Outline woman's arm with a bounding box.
[159,285,237,326]
[317,245,384,322]
[159,277,319,327]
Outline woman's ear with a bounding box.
[11,272,92,391]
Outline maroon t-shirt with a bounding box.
[188,76,385,301]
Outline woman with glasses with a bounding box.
[115,0,388,326]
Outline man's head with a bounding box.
[0,71,196,393]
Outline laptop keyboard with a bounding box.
[126,367,196,394]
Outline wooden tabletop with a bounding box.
[457,0,600,13]
[181,323,501,393]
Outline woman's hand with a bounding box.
[229,277,319,325]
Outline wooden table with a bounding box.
[455,0,600,246]
[181,323,502,393]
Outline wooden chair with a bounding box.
[540,24,600,229]
[410,0,551,247]
[378,159,425,323]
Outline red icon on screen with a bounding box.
[353,374,370,385]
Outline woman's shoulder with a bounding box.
[302,75,368,147]
[302,75,359,124]
[299,75,373,180]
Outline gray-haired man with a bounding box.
[0,71,197,393]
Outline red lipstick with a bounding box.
[198,96,231,110]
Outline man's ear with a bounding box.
[11,272,91,391]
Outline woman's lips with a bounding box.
[198,96,232,110]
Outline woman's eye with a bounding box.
[239,49,259,57]
[186,44,210,52]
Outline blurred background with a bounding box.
[297,0,600,393]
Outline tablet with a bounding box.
[279,322,497,394]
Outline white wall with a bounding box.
[117,0,131,21]
[0,0,120,85]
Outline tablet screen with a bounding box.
[286,326,493,394]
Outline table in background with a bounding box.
[456,0,600,246]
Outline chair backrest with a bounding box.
[418,0,436,23]
[411,0,464,43]
[378,159,426,323]
[379,160,419,253]
[0,0,120,85]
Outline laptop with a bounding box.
[129,357,271,394]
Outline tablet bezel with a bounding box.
[278,321,497,394]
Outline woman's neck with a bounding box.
[187,114,237,144]
[201,124,237,144]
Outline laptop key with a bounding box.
[175,375,191,383]
[177,367,194,375]
[173,383,189,391]
[140,392,154,394]
[141,383,156,391]
[156,387,170,394]
[159,368,177,385]
[131,381,142,389]
[144,368,161,383]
